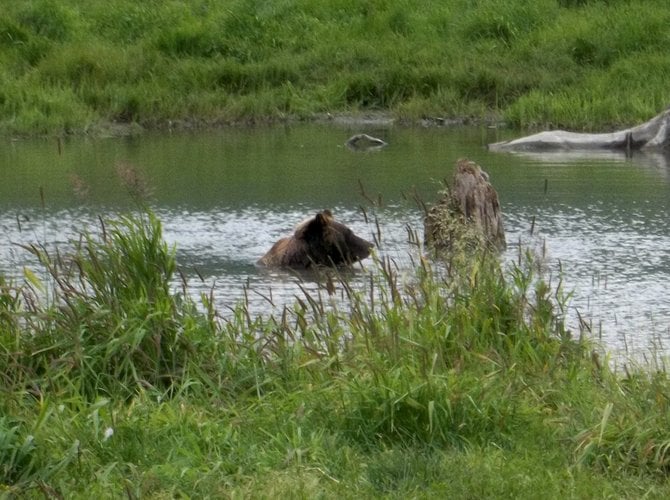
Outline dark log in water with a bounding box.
[425,159,506,253]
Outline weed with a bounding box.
[1,209,670,496]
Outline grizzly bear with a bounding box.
[257,210,374,268]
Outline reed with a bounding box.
[2,210,670,496]
[4,213,195,399]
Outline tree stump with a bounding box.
[424,159,506,254]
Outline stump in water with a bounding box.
[424,159,506,254]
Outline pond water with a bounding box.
[1,123,670,362]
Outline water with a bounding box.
[2,124,670,361]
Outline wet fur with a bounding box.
[258,210,373,268]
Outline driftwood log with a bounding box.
[345,133,388,151]
[489,108,670,153]
[425,159,506,253]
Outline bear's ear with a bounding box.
[294,211,329,239]
[315,209,334,226]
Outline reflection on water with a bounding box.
[1,125,670,361]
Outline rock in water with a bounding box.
[425,159,506,253]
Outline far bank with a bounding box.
[2,0,670,137]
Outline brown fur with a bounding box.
[258,210,374,268]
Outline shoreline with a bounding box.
[10,107,657,142]
[6,111,509,141]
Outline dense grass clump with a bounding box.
[2,210,670,496]
[2,0,670,135]
[10,213,211,400]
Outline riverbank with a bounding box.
[2,211,670,497]
[2,0,670,137]
[49,111,476,140]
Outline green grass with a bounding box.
[2,210,670,497]
[2,0,670,136]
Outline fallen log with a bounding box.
[489,108,670,153]
[345,133,388,151]
[425,159,506,254]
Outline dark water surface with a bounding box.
[2,124,670,361]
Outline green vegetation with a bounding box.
[2,210,670,497]
[3,1,670,495]
[2,0,670,136]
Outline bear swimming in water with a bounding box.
[257,210,374,268]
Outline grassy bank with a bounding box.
[2,210,670,497]
[2,0,670,136]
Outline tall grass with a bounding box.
[2,209,670,496]
[3,212,207,400]
[2,0,670,135]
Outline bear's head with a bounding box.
[258,210,374,268]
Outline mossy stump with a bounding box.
[425,158,506,254]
